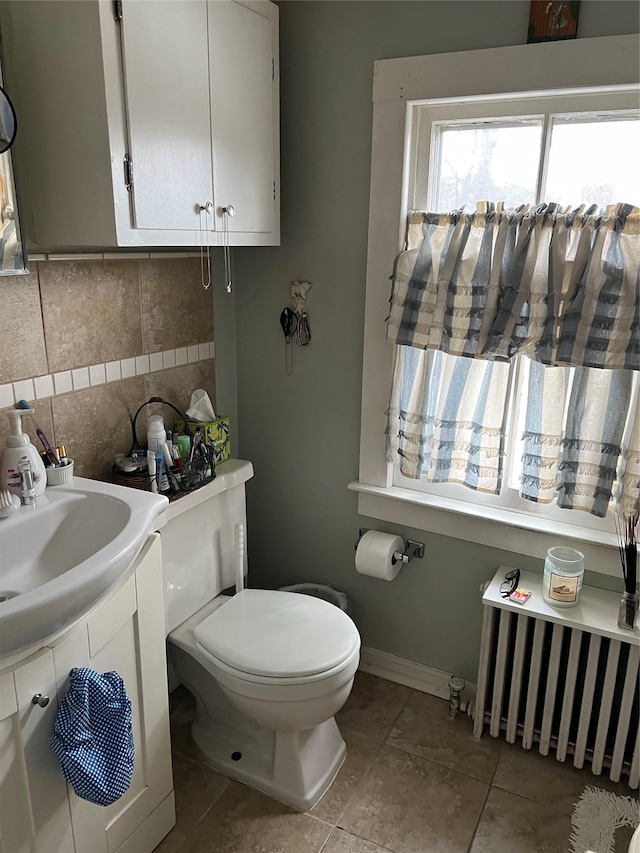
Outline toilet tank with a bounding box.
[157,459,254,633]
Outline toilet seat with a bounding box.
[199,640,360,706]
[194,588,360,680]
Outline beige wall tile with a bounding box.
[51,377,145,479]
[40,260,142,373]
[0,257,217,484]
[144,359,217,433]
[0,268,48,382]
[140,258,214,353]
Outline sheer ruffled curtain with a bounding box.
[386,347,512,493]
[385,202,640,517]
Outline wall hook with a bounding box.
[290,280,312,313]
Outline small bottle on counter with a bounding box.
[155,451,170,493]
[177,435,191,461]
[147,450,158,493]
[147,415,166,454]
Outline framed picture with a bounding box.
[527,1,581,43]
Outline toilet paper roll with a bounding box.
[355,530,405,580]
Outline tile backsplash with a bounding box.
[0,257,216,480]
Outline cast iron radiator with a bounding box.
[473,567,639,789]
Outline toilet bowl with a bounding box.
[159,460,361,811]
[193,588,360,731]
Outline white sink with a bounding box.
[0,477,168,658]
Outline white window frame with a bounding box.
[351,35,640,578]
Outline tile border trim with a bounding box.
[28,251,202,262]
[1,341,215,408]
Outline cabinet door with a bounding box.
[0,674,30,853]
[120,0,214,231]
[208,0,277,235]
[51,534,173,853]
[0,653,75,853]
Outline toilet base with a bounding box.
[193,714,346,812]
[169,639,347,811]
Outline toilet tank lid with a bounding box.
[194,589,360,678]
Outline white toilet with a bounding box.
[159,459,361,811]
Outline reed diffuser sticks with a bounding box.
[615,511,638,631]
[615,512,638,593]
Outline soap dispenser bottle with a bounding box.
[0,409,47,497]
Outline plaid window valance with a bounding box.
[385,202,639,517]
[387,202,639,371]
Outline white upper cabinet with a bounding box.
[1,0,279,249]
[207,0,275,235]
[120,1,214,233]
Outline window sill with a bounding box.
[348,480,620,578]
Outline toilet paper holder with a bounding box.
[355,529,424,565]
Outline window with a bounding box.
[417,102,639,212]
[353,35,640,575]
[393,95,639,529]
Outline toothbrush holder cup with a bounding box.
[46,460,74,486]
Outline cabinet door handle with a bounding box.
[32,693,50,708]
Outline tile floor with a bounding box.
[154,672,637,853]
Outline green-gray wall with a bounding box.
[231,1,640,684]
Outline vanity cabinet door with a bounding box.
[0,652,75,853]
[50,533,174,853]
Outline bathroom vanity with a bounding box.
[0,523,174,853]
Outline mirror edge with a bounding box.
[0,17,28,276]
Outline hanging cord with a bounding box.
[280,307,297,375]
[285,341,293,376]
[221,204,235,293]
[198,202,213,290]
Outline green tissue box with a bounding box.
[175,416,231,465]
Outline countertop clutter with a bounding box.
[112,392,230,502]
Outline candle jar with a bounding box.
[617,590,639,631]
[542,546,585,608]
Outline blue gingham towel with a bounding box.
[51,667,134,806]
